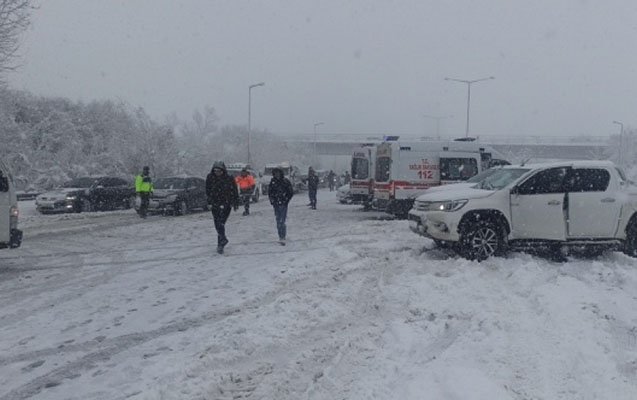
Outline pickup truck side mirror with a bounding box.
[0,176,8,192]
[510,186,519,195]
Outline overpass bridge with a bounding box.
[288,134,613,161]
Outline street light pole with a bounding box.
[613,120,624,166]
[423,114,453,139]
[313,122,325,165]
[248,82,265,166]
[445,76,495,137]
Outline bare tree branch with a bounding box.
[0,0,32,79]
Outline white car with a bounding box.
[0,160,22,249]
[336,184,352,204]
[409,161,637,260]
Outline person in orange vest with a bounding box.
[235,168,256,216]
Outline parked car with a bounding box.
[146,176,208,215]
[336,184,353,204]
[0,159,22,249]
[36,176,135,213]
[408,161,637,261]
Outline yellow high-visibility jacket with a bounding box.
[135,175,153,193]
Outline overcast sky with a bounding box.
[8,0,637,138]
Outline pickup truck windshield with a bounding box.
[478,168,530,190]
[465,168,499,184]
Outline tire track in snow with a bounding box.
[0,235,392,399]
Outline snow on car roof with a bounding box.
[505,160,616,170]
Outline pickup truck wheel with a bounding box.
[175,200,188,216]
[80,199,92,213]
[624,224,637,258]
[460,221,504,261]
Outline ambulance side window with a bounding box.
[440,158,478,181]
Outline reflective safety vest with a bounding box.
[235,175,256,190]
[135,174,153,193]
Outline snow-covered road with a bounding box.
[1,191,637,400]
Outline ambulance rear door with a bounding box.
[439,152,481,184]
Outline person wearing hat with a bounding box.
[268,167,294,245]
[135,166,153,218]
[235,168,256,216]
[206,161,239,254]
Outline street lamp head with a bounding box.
[314,122,325,127]
[250,82,265,89]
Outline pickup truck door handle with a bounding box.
[601,198,616,203]
[547,200,561,206]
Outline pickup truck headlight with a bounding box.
[431,199,468,212]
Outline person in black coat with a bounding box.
[268,167,294,245]
[307,167,319,210]
[206,161,239,254]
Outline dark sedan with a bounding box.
[36,176,135,213]
[146,176,208,215]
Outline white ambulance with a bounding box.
[0,159,23,249]
[373,138,509,216]
[350,143,377,207]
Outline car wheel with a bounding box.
[460,220,505,261]
[624,222,637,258]
[80,199,92,213]
[175,200,188,216]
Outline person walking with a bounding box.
[307,167,319,210]
[268,167,294,245]
[343,171,351,185]
[327,170,336,192]
[206,161,239,254]
[135,166,153,218]
[235,168,256,216]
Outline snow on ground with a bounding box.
[1,190,637,400]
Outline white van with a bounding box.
[261,162,300,195]
[350,143,377,206]
[373,138,509,216]
[0,160,23,249]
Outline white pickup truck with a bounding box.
[408,160,637,260]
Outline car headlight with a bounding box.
[66,195,77,200]
[430,199,468,212]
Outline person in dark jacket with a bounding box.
[307,167,319,210]
[206,161,239,254]
[327,170,336,191]
[268,167,294,245]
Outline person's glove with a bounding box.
[233,204,239,211]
